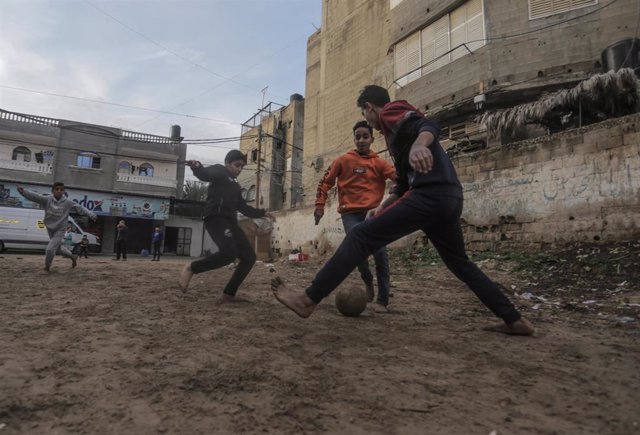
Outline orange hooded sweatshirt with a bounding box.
[315,150,396,214]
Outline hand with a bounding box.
[185,160,201,168]
[366,206,382,220]
[313,208,324,225]
[408,133,434,173]
[17,185,24,194]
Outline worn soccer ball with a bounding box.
[335,287,367,317]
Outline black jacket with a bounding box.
[192,164,266,222]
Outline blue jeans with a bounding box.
[341,212,391,305]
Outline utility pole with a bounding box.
[255,125,262,209]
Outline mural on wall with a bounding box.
[0,183,170,220]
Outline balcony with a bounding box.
[0,159,52,174]
[116,173,177,188]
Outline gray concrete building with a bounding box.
[0,108,192,256]
[390,0,636,146]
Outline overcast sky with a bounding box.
[0,0,321,165]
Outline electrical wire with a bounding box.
[0,86,243,126]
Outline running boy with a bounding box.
[314,120,396,309]
[17,182,97,271]
[273,85,534,335]
[179,150,275,303]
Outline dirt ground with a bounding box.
[1,247,639,435]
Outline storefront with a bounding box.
[0,182,170,255]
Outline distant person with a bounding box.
[272,85,535,336]
[16,182,96,271]
[114,220,128,261]
[179,150,275,304]
[151,227,163,261]
[79,234,90,259]
[314,120,396,310]
[63,225,74,251]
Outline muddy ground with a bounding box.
[1,245,638,435]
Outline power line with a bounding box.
[84,1,289,102]
[0,85,243,126]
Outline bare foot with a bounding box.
[370,302,390,313]
[44,266,50,273]
[215,294,250,305]
[365,283,375,303]
[178,264,193,293]
[484,317,535,336]
[271,276,316,318]
[71,255,78,268]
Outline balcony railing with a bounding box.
[0,159,52,173]
[116,173,177,188]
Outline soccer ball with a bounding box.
[335,287,367,317]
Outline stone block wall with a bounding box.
[457,113,640,250]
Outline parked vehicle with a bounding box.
[0,206,100,253]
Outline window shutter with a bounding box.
[422,15,449,74]
[450,7,467,61]
[394,38,409,86]
[529,0,596,20]
[466,0,485,52]
[406,32,422,84]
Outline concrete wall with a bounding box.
[456,113,640,250]
[272,114,640,256]
[393,0,636,113]
[302,0,393,205]
[164,215,216,257]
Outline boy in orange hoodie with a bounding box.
[314,121,396,309]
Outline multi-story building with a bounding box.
[390,0,636,146]
[0,108,193,255]
[239,94,305,211]
[273,0,639,253]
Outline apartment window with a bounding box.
[138,163,154,177]
[394,0,485,86]
[76,152,101,169]
[118,161,131,173]
[390,0,405,9]
[12,146,31,162]
[529,0,597,20]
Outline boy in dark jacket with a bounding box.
[179,150,275,303]
[272,85,534,336]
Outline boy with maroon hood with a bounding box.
[273,85,534,336]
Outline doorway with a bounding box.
[165,226,192,256]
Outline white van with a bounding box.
[0,206,101,253]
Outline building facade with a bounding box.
[238,94,305,211]
[390,0,636,146]
[0,108,196,256]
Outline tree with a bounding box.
[183,179,208,202]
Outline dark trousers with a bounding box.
[152,241,162,260]
[306,190,521,324]
[79,245,89,258]
[116,239,127,260]
[341,212,391,305]
[190,217,257,296]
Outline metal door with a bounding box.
[176,227,192,256]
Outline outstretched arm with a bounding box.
[186,160,225,183]
[72,203,98,221]
[16,186,49,206]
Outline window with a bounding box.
[138,163,154,177]
[394,0,485,86]
[529,0,597,20]
[118,161,131,173]
[390,0,404,9]
[76,152,101,169]
[12,146,31,162]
